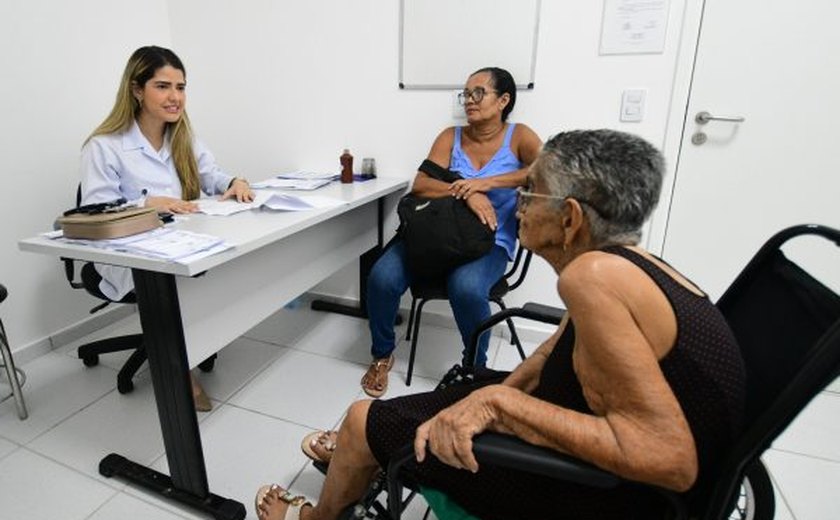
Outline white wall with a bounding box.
[1,0,695,354]
[0,0,172,357]
[168,0,693,321]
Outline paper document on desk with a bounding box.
[262,193,346,210]
[119,229,229,261]
[50,227,233,264]
[250,178,332,191]
[275,171,339,181]
[197,192,272,216]
[197,191,345,216]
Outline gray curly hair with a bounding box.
[537,129,665,246]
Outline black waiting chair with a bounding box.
[0,283,28,420]
[373,224,840,520]
[403,244,532,385]
[62,185,215,393]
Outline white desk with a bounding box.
[19,177,407,520]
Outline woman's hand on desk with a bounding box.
[145,196,198,214]
[221,178,255,203]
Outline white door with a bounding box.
[662,0,840,300]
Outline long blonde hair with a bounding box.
[85,46,200,200]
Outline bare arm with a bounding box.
[411,128,455,198]
[409,127,500,230]
[416,255,698,492]
[502,313,569,393]
[449,124,543,199]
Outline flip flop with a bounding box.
[301,430,338,464]
[361,354,394,398]
[255,484,312,520]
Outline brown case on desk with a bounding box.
[58,207,162,240]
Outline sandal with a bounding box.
[191,373,212,412]
[255,484,312,520]
[360,354,394,398]
[301,430,337,464]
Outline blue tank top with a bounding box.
[450,124,520,259]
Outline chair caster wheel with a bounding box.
[198,355,216,372]
[82,355,99,367]
[117,378,134,394]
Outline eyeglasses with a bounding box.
[516,187,607,218]
[516,188,567,210]
[457,86,496,105]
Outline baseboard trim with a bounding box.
[307,292,555,344]
[17,292,555,366]
[12,304,136,365]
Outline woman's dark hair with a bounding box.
[472,67,517,122]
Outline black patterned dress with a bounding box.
[366,246,745,519]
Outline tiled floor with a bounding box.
[0,297,838,519]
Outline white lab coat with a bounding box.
[80,120,234,300]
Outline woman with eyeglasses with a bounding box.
[79,46,254,412]
[255,130,745,520]
[355,66,542,400]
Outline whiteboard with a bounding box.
[399,0,541,90]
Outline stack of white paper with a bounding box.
[276,171,339,181]
[250,178,332,191]
[197,191,346,216]
[50,228,233,264]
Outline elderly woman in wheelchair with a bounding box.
[255,129,746,520]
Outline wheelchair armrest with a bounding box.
[465,302,566,367]
[384,433,623,520]
[472,432,621,488]
[520,302,566,323]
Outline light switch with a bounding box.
[620,89,646,122]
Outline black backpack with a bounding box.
[397,160,495,279]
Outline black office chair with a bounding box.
[375,224,840,520]
[62,185,215,394]
[403,244,532,385]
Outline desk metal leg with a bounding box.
[96,269,245,520]
[310,246,379,319]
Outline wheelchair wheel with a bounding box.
[728,460,775,520]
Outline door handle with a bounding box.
[695,111,745,124]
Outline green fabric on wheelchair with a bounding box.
[420,486,481,520]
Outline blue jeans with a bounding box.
[366,240,508,367]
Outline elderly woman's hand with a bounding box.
[449,178,492,200]
[414,385,510,472]
[465,193,497,231]
[221,178,255,203]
